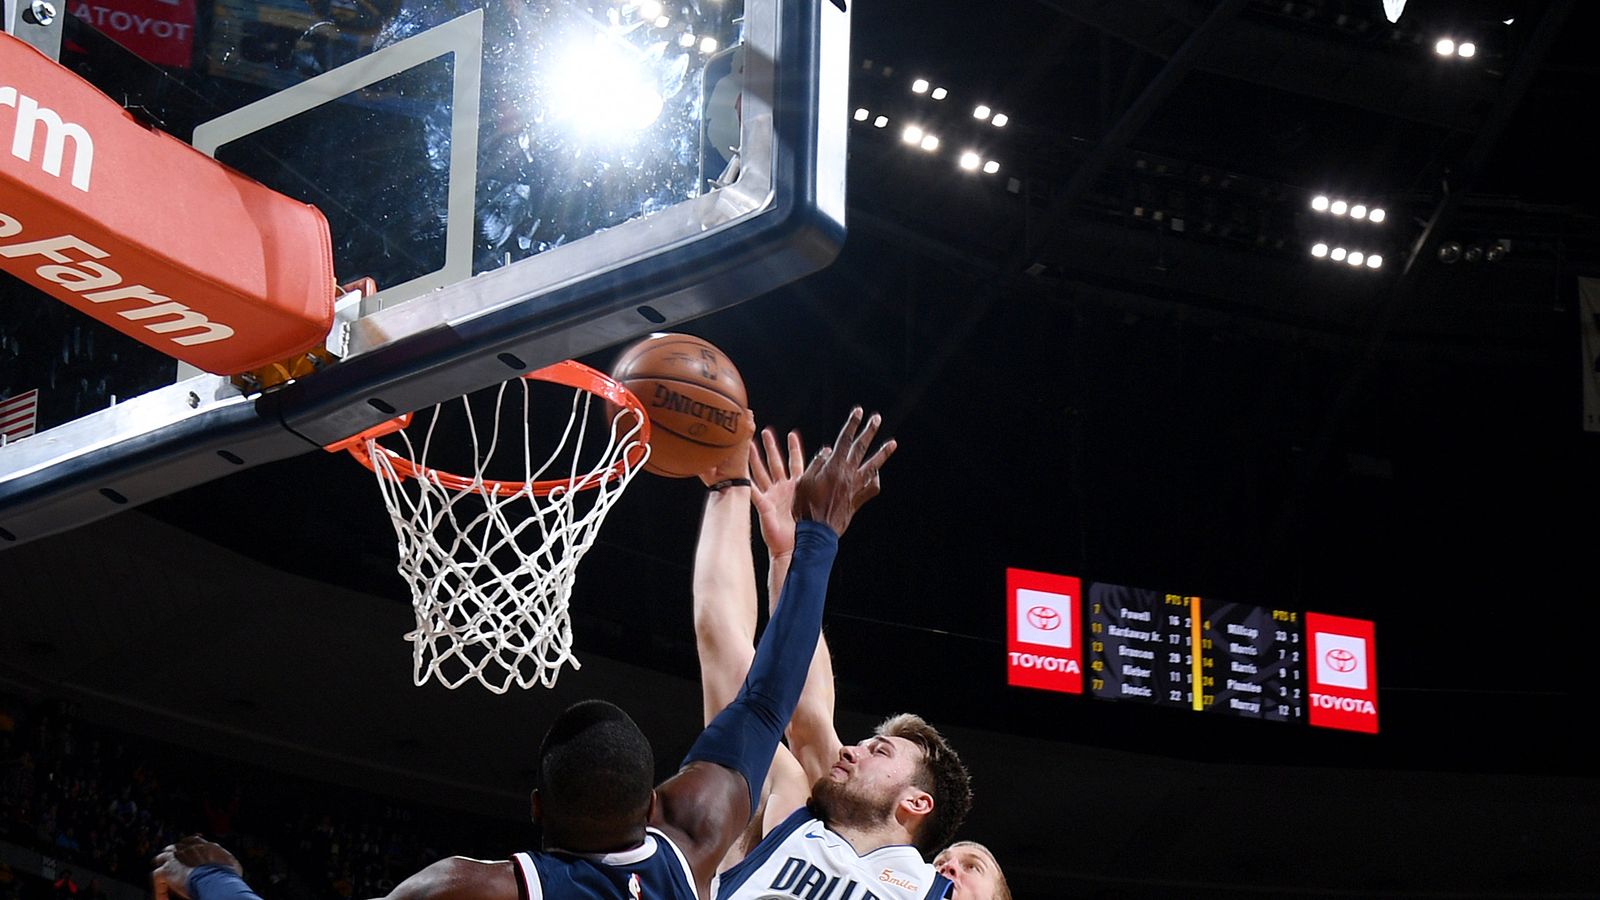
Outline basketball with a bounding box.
[609,333,751,478]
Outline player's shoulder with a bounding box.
[387,856,518,900]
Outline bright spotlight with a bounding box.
[959,151,981,171]
[912,78,929,94]
[1330,247,1348,261]
[1366,254,1383,269]
[699,35,717,52]
[873,115,888,128]
[902,125,924,144]
[677,31,695,47]
[639,0,663,19]
[920,134,940,151]
[1435,37,1455,56]
[1311,242,1329,258]
[973,105,991,120]
[1458,41,1476,57]
[546,33,665,141]
[655,15,670,27]
[991,113,1009,127]
[1347,251,1365,266]
[1311,195,1330,211]
[982,160,999,174]
[854,108,869,122]
[931,87,948,100]
[1330,200,1349,216]
[1369,208,1387,224]
[1350,204,1368,220]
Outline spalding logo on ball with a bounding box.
[609,333,752,478]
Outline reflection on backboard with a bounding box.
[0,0,849,547]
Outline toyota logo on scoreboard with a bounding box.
[1306,612,1379,734]
[1005,568,1083,694]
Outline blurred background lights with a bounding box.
[1330,199,1348,215]
[982,160,999,174]
[920,134,940,151]
[959,151,981,170]
[912,78,929,93]
[1435,37,1456,55]
[1330,247,1348,261]
[873,115,887,128]
[931,87,948,100]
[991,113,1009,127]
[1311,242,1330,257]
[1311,195,1330,211]
[973,105,991,119]
[1351,204,1368,219]
[854,108,869,121]
[902,125,924,144]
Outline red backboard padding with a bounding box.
[0,33,334,375]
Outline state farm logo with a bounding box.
[1324,647,1357,673]
[1026,605,1061,630]
[1313,631,1367,690]
[1,86,94,192]
[1015,588,1071,649]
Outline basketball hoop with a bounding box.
[328,360,651,693]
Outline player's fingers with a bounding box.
[830,407,863,457]
[749,433,774,490]
[847,412,882,463]
[862,438,897,475]
[761,426,786,478]
[785,429,805,479]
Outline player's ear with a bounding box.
[645,789,659,823]
[529,789,543,825]
[901,788,932,818]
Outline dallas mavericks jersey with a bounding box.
[712,808,951,900]
[511,828,699,899]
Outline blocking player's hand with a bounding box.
[698,409,756,488]
[792,407,895,536]
[152,834,243,899]
[749,426,805,557]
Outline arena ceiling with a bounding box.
[4,1,1598,896]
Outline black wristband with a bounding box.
[707,478,753,492]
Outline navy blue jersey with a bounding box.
[512,829,700,899]
[712,809,951,900]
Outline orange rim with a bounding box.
[332,359,650,497]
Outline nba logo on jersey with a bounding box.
[628,873,641,899]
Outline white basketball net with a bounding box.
[355,370,648,693]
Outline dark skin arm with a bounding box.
[652,406,896,893]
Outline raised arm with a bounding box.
[692,414,761,726]
[653,408,896,894]
[748,426,844,799]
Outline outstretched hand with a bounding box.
[749,426,805,557]
[792,407,896,536]
[152,834,242,899]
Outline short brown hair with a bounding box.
[875,713,972,856]
[936,841,1012,900]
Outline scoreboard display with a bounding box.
[1007,569,1379,734]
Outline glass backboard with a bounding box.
[0,0,849,547]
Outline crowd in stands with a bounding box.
[0,692,517,900]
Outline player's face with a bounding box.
[935,844,1002,899]
[813,734,926,823]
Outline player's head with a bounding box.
[935,841,1010,900]
[810,713,972,856]
[532,700,656,849]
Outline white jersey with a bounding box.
[712,808,950,900]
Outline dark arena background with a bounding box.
[3,1,1599,898]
